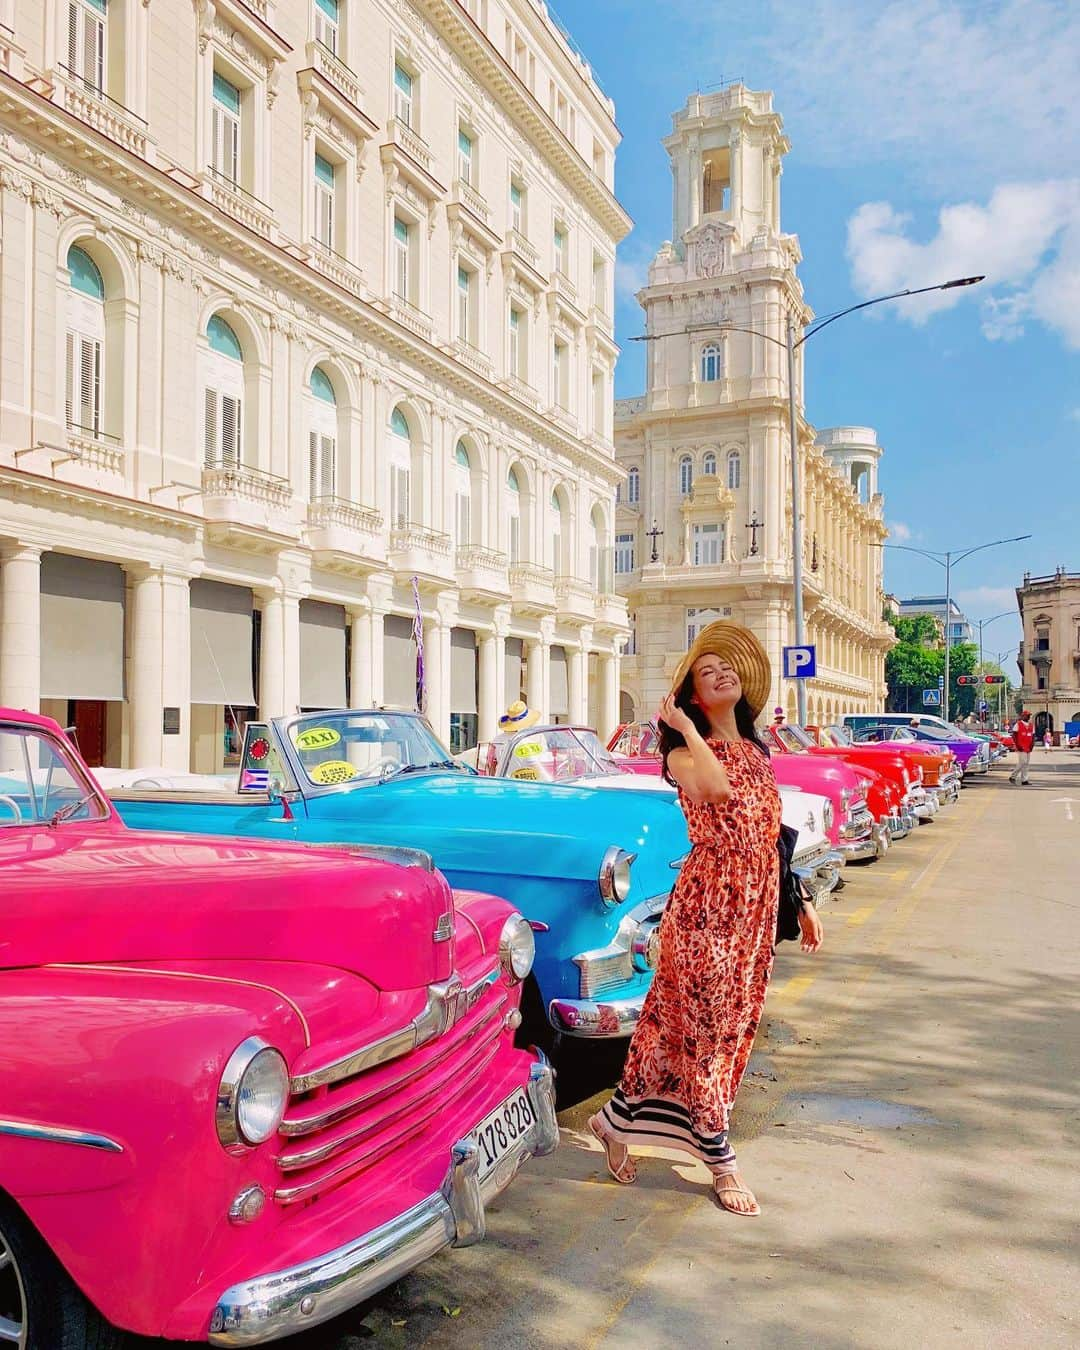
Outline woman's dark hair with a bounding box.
[658,668,770,785]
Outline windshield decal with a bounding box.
[309,759,358,786]
[513,740,544,758]
[294,726,341,752]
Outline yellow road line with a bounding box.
[772,973,815,1004]
[845,906,874,926]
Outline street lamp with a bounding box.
[974,610,1015,671]
[874,537,1031,722]
[631,276,986,725]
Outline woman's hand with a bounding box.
[798,903,823,953]
[659,693,697,738]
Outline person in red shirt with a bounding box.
[1009,710,1036,784]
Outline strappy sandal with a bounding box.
[588,1113,637,1184]
[712,1175,761,1217]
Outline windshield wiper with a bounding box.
[49,794,96,827]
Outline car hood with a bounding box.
[0,824,454,989]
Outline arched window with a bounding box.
[589,506,610,592]
[551,490,563,575]
[679,454,693,497]
[454,441,472,547]
[702,451,716,477]
[727,449,741,490]
[389,407,412,528]
[204,314,243,467]
[507,466,522,563]
[308,365,337,499]
[65,245,105,437]
[700,343,722,382]
[627,465,640,505]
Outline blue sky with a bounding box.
[557,0,1079,664]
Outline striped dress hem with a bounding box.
[600,1089,737,1173]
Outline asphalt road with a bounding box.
[143,748,1080,1350]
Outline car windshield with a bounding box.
[503,727,623,782]
[0,723,108,826]
[774,726,808,753]
[281,712,462,788]
[822,726,854,747]
[611,723,659,757]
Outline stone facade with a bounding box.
[0,0,630,769]
[613,86,892,725]
[1016,568,1080,738]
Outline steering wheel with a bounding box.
[0,793,22,824]
[375,756,404,778]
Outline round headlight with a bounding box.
[498,913,535,983]
[822,798,834,833]
[632,923,662,973]
[598,846,636,906]
[217,1039,289,1151]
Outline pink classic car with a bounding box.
[0,709,556,1347]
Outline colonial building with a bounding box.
[1016,567,1080,739]
[0,0,630,769]
[897,596,975,646]
[613,86,892,724]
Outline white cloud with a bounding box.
[750,0,1080,192]
[887,520,913,542]
[846,181,1080,348]
[955,587,1019,617]
[1068,408,1080,423]
[615,255,650,304]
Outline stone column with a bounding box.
[568,643,587,725]
[525,637,544,717]
[597,649,619,742]
[0,543,42,713]
[281,592,301,715]
[478,629,498,740]
[258,587,285,721]
[347,603,373,708]
[128,565,165,766]
[161,570,191,771]
[369,605,386,707]
[423,615,450,742]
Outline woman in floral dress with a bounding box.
[590,622,822,1216]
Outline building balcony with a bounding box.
[306,496,384,574]
[388,293,434,341]
[0,23,26,78]
[499,373,539,407]
[594,592,629,631]
[550,269,578,304]
[380,120,444,203]
[456,545,508,601]
[509,563,556,615]
[547,403,576,432]
[449,337,493,379]
[201,464,294,547]
[452,176,490,224]
[554,575,594,624]
[308,239,366,297]
[388,522,453,584]
[1030,646,1052,666]
[507,229,539,267]
[17,427,126,491]
[51,67,150,159]
[203,168,275,240]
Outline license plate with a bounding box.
[474,1088,535,1178]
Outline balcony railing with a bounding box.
[390,523,452,556]
[64,427,124,476]
[202,463,292,510]
[389,293,434,340]
[54,66,149,158]
[457,545,507,571]
[204,166,275,239]
[509,563,556,613]
[308,239,365,296]
[551,269,578,303]
[308,496,381,534]
[453,176,490,223]
[387,117,432,171]
[507,229,539,266]
[451,337,493,378]
[310,40,365,111]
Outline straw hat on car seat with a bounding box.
[499,699,541,732]
[669,621,771,720]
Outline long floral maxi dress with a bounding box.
[600,738,781,1173]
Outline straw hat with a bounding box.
[499,699,541,732]
[670,621,771,719]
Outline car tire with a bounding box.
[515,974,556,1059]
[0,1197,123,1350]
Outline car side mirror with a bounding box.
[267,777,294,821]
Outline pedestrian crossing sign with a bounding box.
[922,689,941,707]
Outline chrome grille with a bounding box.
[578,951,632,999]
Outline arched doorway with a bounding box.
[619,690,635,725]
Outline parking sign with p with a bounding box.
[782,645,817,679]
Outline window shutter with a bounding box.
[67,2,79,77]
[85,8,104,92]
[65,331,75,428]
[510,514,520,564]
[221,395,240,465]
[204,388,219,466]
[225,115,239,183]
[309,430,319,499]
[76,337,99,434]
[320,435,335,497]
[317,185,334,247]
[212,103,224,175]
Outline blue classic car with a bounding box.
[111,710,689,1049]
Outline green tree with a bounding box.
[885,612,943,713]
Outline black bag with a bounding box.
[776,823,809,944]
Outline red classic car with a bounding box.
[0,709,556,1347]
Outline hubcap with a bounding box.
[0,1226,27,1349]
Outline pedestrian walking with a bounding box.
[1008,710,1036,784]
[588,622,822,1217]
[772,705,786,727]
[1042,728,1053,750]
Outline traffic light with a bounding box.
[956,675,977,685]
[983,674,1006,684]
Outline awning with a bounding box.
[300,599,346,709]
[450,628,477,714]
[383,614,416,709]
[190,579,255,706]
[550,645,569,716]
[40,553,125,700]
[505,637,523,707]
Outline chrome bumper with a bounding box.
[886,812,912,839]
[549,991,647,1038]
[837,831,879,862]
[905,788,938,821]
[795,849,844,901]
[929,779,960,806]
[208,1056,558,1346]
